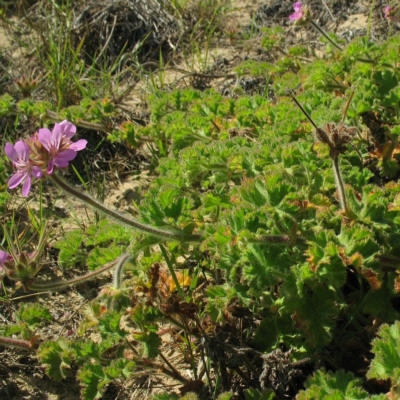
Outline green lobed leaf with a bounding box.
[133,331,161,358]
[85,220,131,246]
[297,369,369,399]
[78,362,107,400]
[87,244,126,270]
[53,229,87,269]
[367,321,400,385]
[103,358,136,379]
[98,311,128,339]
[16,303,52,328]
[38,340,76,381]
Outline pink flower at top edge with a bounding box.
[289,2,304,21]
[4,140,42,197]
[38,120,87,174]
[384,6,398,22]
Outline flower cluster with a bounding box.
[4,121,87,197]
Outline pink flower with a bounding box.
[0,250,10,286]
[289,2,304,21]
[4,140,43,197]
[384,6,398,22]
[0,250,10,266]
[0,250,10,273]
[38,120,87,174]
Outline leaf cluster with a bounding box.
[2,4,400,398]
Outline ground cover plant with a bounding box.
[1,0,400,399]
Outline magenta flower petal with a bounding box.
[293,2,302,12]
[289,12,302,21]
[37,120,84,174]
[384,6,398,22]
[55,149,77,168]
[5,141,30,164]
[37,128,53,151]
[21,175,32,197]
[69,139,87,151]
[47,160,55,174]
[5,138,42,196]
[5,143,18,162]
[31,166,43,179]
[8,172,26,189]
[52,124,62,143]
[59,120,77,138]
[289,2,307,22]
[0,250,9,265]
[15,141,30,160]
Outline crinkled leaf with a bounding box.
[78,362,107,400]
[16,303,52,328]
[87,244,125,270]
[53,229,87,269]
[85,220,131,246]
[98,311,127,339]
[290,285,339,348]
[103,358,136,379]
[297,369,368,399]
[37,340,75,381]
[367,321,400,385]
[133,331,161,358]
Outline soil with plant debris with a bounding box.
[0,0,397,399]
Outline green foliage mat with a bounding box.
[2,8,400,400]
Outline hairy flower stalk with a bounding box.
[0,336,38,352]
[28,253,130,291]
[384,6,399,23]
[309,20,343,51]
[289,2,393,68]
[50,173,202,242]
[112,253,132,289]
[290,93,357,218]
[289,3,345,52]
[332,152,349,214]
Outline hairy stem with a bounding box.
[50,173,202,242]
[310,20,343,51]
[310,20,393,68]
[0,336,38,351]
[332,155,347,210]
[332,155,355,219]
[28,254,128,291]
[112,253,132,289]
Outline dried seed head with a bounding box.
[289,92,357,158]
[318,122,357,156]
